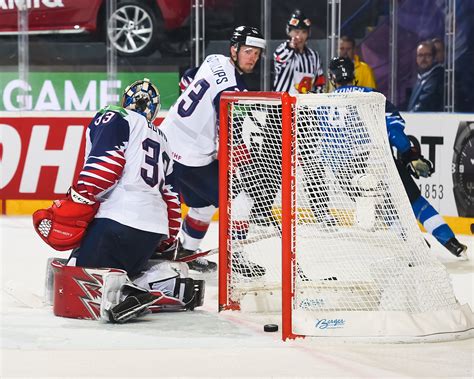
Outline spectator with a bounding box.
[431,37,445,64]
[407,40,444,112]
[338,35,376,89]
[273,9,325,93]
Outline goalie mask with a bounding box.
[122,78,160,122]
[328,56,355,85]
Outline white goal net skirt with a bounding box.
[218,91,474,342]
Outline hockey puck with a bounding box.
[264,324,278,332]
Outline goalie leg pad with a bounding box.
[147,278,205,312]
[133,260,187,293]
[51,260,126,320]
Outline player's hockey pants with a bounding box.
[70,218,165,276]
[173,160,219,208]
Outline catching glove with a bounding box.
[32,187,98,251]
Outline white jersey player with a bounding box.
[161,54,247,167]
[33,79,205,323]
[68,78,181,274]
[157,26,266,276]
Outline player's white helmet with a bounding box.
[122,78,160,122]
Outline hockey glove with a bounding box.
[401,146,434,179]
[32,187,99,251]
[154,237,179,260]
[407,157,434,179]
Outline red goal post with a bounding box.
[218,91,298,339]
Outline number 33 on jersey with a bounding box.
[75,105,179,235]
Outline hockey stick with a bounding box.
[175,221,283,263]
[175,248,219,262]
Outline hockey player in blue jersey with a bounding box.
[328,57,467,258]
[157,26,268,277]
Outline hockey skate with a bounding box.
[108,285,159,323]
[444,238,468,259]
[315,213,338,231]
[176,241,217,273]
[249,206,279,228]
[232,251,266,278]
[175,278,205,310]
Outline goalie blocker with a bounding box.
[47,259,205,323]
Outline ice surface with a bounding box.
[1,216,473,378]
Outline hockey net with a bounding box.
[218,91,474,342]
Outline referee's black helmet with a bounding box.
[286,9,311,34]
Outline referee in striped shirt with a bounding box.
[273,10,325,94]
[249,10,333,227]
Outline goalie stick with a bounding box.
[3,280,44,309]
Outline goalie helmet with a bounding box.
[230,26,266,51]
[286,9,311,34]
[328,56,355,85]
[122,78,160,122]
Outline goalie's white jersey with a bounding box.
[75,106,180,235]
[160,54,247,167]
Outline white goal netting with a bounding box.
[219,92,473,341]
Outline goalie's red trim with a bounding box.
[51,260,125,320]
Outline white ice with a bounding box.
[1,216,473,378]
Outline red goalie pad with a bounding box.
[33,199,99,251]
[51,260,126,320]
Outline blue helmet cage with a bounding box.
[122,78,160,122]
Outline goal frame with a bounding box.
[218,91,300,340]
[217,91,474,343]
